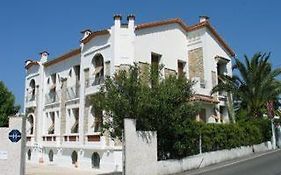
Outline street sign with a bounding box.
[8,129,21,143]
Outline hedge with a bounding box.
[169,119,271,159]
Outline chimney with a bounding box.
[40,51,49,63]
[113,14,122,28]
[199,16,209,23]
[80,29,92,41]
[25,59,32,67]
[127,14,135,29]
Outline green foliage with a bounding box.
[212,52,281,120]
[91,63,200,160]
[0,81,20,127]
[176,119,271,156]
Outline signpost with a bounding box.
[8,129,22,143]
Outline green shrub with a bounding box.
[170,119,271,159]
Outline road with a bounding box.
[181,149,281,175]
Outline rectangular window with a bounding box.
[74,65,81,81]
[199,109,206,122]
[71,108,79,133]
[151,53,161,85]
[177,61,186,77]
[105,61,111,76]
[51,73,57,84]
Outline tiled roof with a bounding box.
[44,17,234,67]
[135,18,187,31]
[80,30,110,44]
[43,48,81,67]
[187,21,235,57]
[25,61,39,69]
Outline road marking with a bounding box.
[186,149,280,175]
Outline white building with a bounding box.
[24,15,234,172]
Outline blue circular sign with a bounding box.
[8,129,21,143]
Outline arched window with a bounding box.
[71,151,78,164]
[27,114,34,135]
[48,150,54,162]
[29,79,36,101]
[91,152,100,168]
[27,149,31,160]
[90,106,103,132]
[92,54,104,85]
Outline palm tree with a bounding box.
[212,52,281,121]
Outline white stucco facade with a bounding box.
[24,15,234,172]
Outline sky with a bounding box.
[0,0,281,109]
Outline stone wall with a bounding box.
[0,116,25,175]
[188,47,204,81]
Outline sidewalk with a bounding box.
[25,162,119,175]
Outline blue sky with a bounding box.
[0,0,280,109]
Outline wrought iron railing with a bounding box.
[66,84,80,100]
[45,91,60,104]
[85,76,104,88]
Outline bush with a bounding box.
[172,119,271,159]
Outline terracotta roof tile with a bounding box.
[25,61,39,69]
[191,94,219,104]
[135,18,188,30]
[43,48,81,67]
[187,21,235,57]
[81,29,110,44]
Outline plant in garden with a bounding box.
[91,63,200,159]
[0,81,20,127]
[212,52,281,120]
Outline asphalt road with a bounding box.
[182,149,281,175]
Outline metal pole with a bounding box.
[199,133,202,154]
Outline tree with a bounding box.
[211,52,281,120]
[0,81,20,127]
[91,64,200,159]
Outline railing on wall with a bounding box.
[85,76,104,88]
[66,84,80,101]
[45,91,60,104]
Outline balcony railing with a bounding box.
[66,84,80,101]
[25,94,36,103]
[85,76,104,88]
[45,91,60,104]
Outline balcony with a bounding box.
[45,91,60,105]
[218,91,227,101]
[85,76,104,88]
[25,94,36,107]
[42,135,57,142]
[64,134,79,142]
[66,84,80,101]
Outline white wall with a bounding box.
[157,142,271,175]
[135,23,187,71]
[123,119,157,175]
[0,117,25,175]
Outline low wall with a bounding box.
[157,141,272,175]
